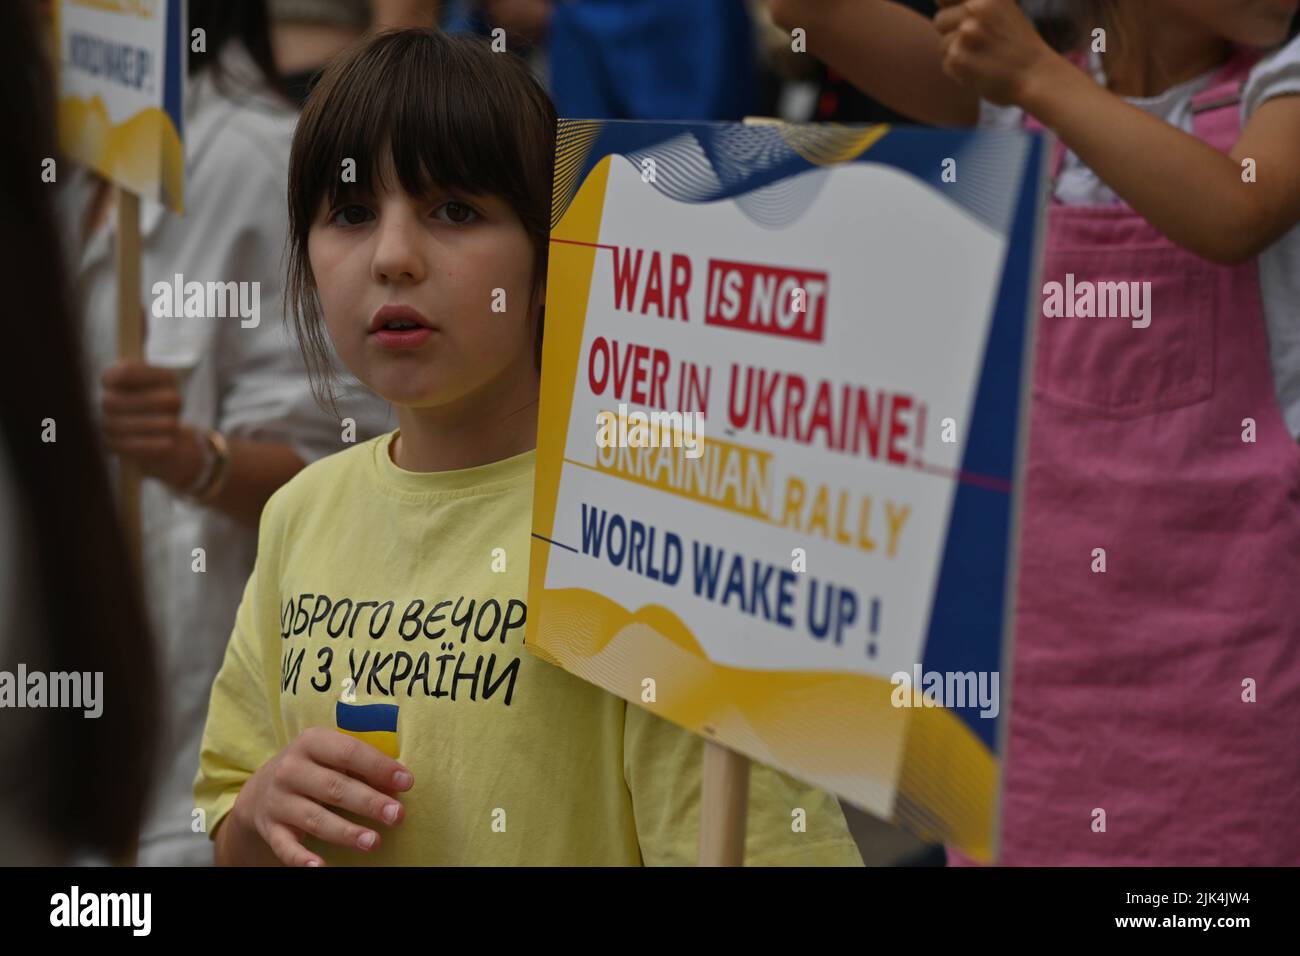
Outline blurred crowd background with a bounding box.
[13,0,1295,868]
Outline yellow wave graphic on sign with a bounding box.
[776,123,891,166]
[529,586,997,860]
[58,94,184,213]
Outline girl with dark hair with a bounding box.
[195,28,863,867]
[58,0,393,864]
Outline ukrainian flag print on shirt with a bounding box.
[336,701,400,758]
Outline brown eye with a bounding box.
[435,200,479,225]
[329,204,372,226]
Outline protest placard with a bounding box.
[529,120,1047,862]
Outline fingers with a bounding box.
[101,359,178,391]
[246,729,415,865]
[262,821,324,868]
[935,7,986,83]
[102,414,182,440]
[101,412,184,460]
[300,765,406,829]
[99,361,184,460]
[935,5,988,52]
[259,744,403,860]
[101,386,182,416]
[933,3,967,35]
[282,794,384,853]
[302,727,415,795]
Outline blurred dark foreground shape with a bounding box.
[0,0,159,866]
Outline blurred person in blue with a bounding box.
[447,0,759,120]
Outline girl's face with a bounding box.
[1159,0,1298,47]
[307,152,540,411]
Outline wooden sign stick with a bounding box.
[114,186,144,582]
[698,740,750,866]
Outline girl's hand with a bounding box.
[228,727,414,867]
[99,358,202,489]
[933,0,1061,107]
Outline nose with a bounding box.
[370,204,427,285]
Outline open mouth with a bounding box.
[369,305,435,350]
[369,304,435,335]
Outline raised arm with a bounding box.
[1025,66,1300,264]
[770,0,980,127]
[933,0,1300,264]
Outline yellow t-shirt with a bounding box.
[195,430,863,866]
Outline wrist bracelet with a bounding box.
[191,429,231,504]
[182,427,217,496]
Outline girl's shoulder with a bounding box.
[1244,33,1300,120]
[260,433,390,532]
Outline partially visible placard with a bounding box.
[56,0,186,213]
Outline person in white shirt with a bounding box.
[56,0,393,865]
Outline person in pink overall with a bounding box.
[996,50,1300,866]
[771,0,1300,863]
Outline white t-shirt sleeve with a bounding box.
[1243,33,1300,440]
[1244,33,1300,119]
[977,100,1025,131]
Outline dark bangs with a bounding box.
[286,29,557,413]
